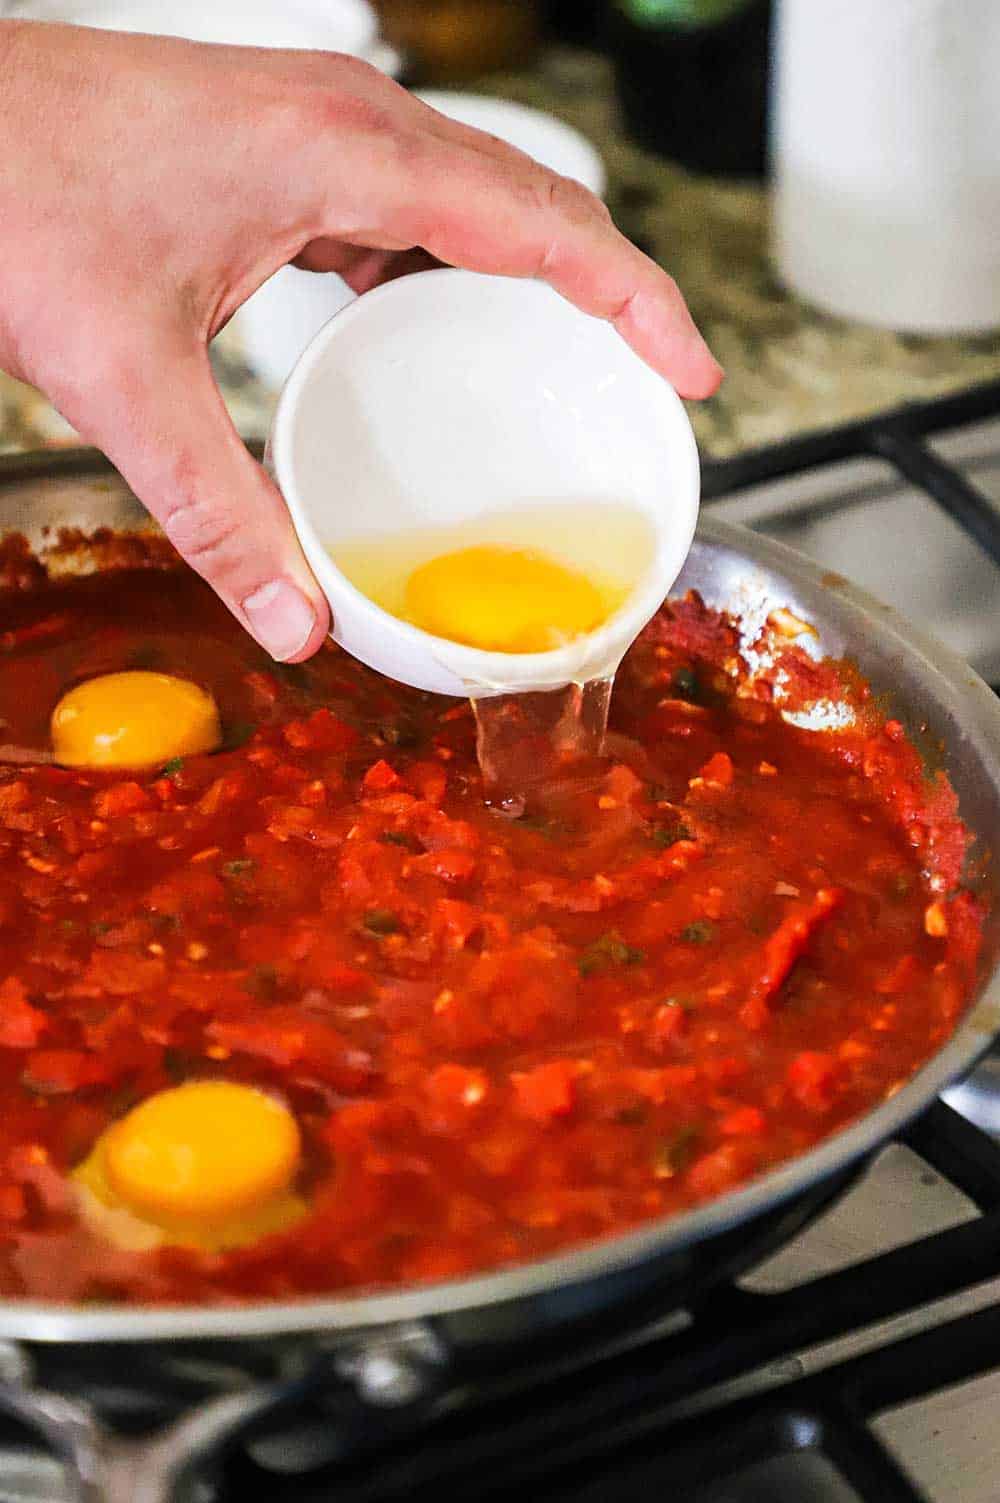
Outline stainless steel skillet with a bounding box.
[0,449,999,1502]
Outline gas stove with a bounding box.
[3,384,1000,1502]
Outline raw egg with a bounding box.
[403,544,622,653]
[73,1081,307,1252]
[51,671,221,769]
[331,501,652,668]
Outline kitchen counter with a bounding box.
[4,47,1000,460]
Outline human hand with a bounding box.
[0,20,721,661]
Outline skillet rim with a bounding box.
[0,456,997,1343]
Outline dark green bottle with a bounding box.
[607,0,771,178]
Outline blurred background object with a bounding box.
[1,0,398,66]
[372,0,539,82]
[414,91,606,196]
[6,0,1000,466]
[773,0,1000,334]
[607,0,770,178]
[539,0,602,44]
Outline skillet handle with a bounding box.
[0,1325,448,1503]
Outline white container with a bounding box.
[773,0,1000,334]
[2,0,381,54]
[241,94,607,390]
[415,92,607,200]
[267,269,700,698]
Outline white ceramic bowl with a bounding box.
[415,92,606,198]
[5,0,380,53]
[268,269,700,698]
[239,91,606,390]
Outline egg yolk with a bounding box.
[403,545,620,654]
[51,671,222,769]
[73,1082,306,1252]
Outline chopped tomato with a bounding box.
[23,1049,114,1094]
[741,888,844,1030]
[93,781,152,818]
[719,1106,766,1137]
[512,1061,578,1124]
[692,751,734,789]
[0,978,47,1048]
[363,759,404,794]
[284,709,359,754]
[0,560,979,1308]
[787,1051,841,1113]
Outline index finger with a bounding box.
[332,116,723,400]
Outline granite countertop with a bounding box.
[4,48,1000,462]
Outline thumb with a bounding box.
[71,337,330,662]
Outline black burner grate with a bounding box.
[701,377,1000,573]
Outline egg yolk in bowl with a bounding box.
[73,1082,307,1252]
[403,544,624,653]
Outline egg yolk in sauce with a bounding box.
[403,544,623,653]
[73,1082,306,1252]
[51,671,222,769]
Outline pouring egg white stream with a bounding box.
[329,500,658,807]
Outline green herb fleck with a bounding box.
[225,721,256,750]
[652,821,691,848]
[680,921,717,945]
[653,1124,700,1179]
[519,814,570,841]
[160,757,185,779]
[647,783,672,804]
[364,908,400,937]
[381,831,419,850]
[579,930,645,976]
[662,995,696,1013]
[275,662,312,691]
[58,918,79,936]
[126,644,161,670]
[89,920,111,937]
[243,963,278,999]
[672,665,700,700]
[150,910,180,932]
[381,720,421,749]
[162,1048,188,1083]
[223,858,255,878]
[106,1084,142,1118]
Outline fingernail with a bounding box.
[243,579,316,662]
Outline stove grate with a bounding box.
[194,1103,1000,1503]
[701,377,1000,566]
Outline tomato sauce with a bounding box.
[0,540,984,1305]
